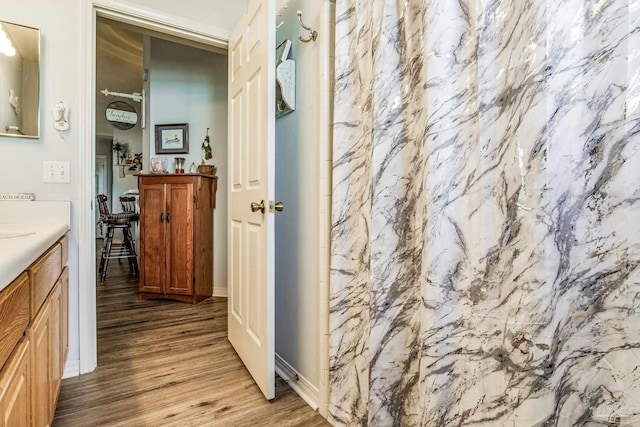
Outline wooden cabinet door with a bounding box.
[29,301,50,427]
[139,183,167,294]
[0,339,30,427]
[166,183,194,295]
[61,267,69,367]
[49,282,62,414]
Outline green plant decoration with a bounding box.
[202,128,212,160]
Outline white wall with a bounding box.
[1,0,82,368]
[148,37,228,292]
[274,0,332,404]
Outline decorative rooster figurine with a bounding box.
[201,128,212,160]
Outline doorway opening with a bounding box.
[78,0,332,418]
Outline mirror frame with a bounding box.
[0,20,40,139]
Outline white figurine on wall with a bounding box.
[52,101,69,131]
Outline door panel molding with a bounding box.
[227,0,276,400]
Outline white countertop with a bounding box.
[0,201,71,292]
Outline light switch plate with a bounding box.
[43,161,70,183]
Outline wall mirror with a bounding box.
[0,20,40,139]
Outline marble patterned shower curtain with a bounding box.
[329,0,640,425]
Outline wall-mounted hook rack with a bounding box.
[297,10,317,43]
[277,4,288,17]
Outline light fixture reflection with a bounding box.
[0,25,16,57]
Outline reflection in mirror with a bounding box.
[0,21,39,139]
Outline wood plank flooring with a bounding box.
[53,248,328,426]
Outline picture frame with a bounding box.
[155,123,189,154]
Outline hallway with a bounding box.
[53,258,327,426]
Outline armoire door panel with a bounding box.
[139,184,166,293]
[167,184,194,295]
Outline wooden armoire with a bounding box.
[138,174,217,303]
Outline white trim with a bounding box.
[316,1,335,418]
[213,287,228,298]
[63,359,80,379]
[78,0,98,375]
[275,353,319,411]
[78,0,232,377]
[91,0,231,49]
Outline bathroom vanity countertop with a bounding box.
[0,201,71,292]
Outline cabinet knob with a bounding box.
[160,213,164,223]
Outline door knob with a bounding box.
[251,200,265,213]
[268,200,284,213]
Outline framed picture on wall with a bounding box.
[155,123,189,154]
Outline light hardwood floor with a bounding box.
[53,248,329,426]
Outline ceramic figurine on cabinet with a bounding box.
[201,127,212,160]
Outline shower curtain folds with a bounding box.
[329,0,640,425]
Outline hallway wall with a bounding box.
[148,37,229,293]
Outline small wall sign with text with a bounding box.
[106,100,138,130]
[0,193,35,201]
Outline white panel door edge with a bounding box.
[227,0,276,400]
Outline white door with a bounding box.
[227,0,276,400]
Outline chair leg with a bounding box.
[98,235,108,274]
[101,227,114,283]
[123,227,138,278]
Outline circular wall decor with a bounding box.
[105,100,138,130]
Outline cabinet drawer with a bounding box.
[0,273,29,371]
[28,243,62,319]
[59,235,69,267]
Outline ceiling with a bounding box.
[2,21,39,62]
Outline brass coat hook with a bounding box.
[297,11,317,43]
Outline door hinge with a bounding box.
[193,196,197,204]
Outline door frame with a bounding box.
[78,1,330,413]
[78,0,232,375]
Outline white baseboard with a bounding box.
[213,287,227,297]
[275,353,319,411]
[63,359,80,379]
